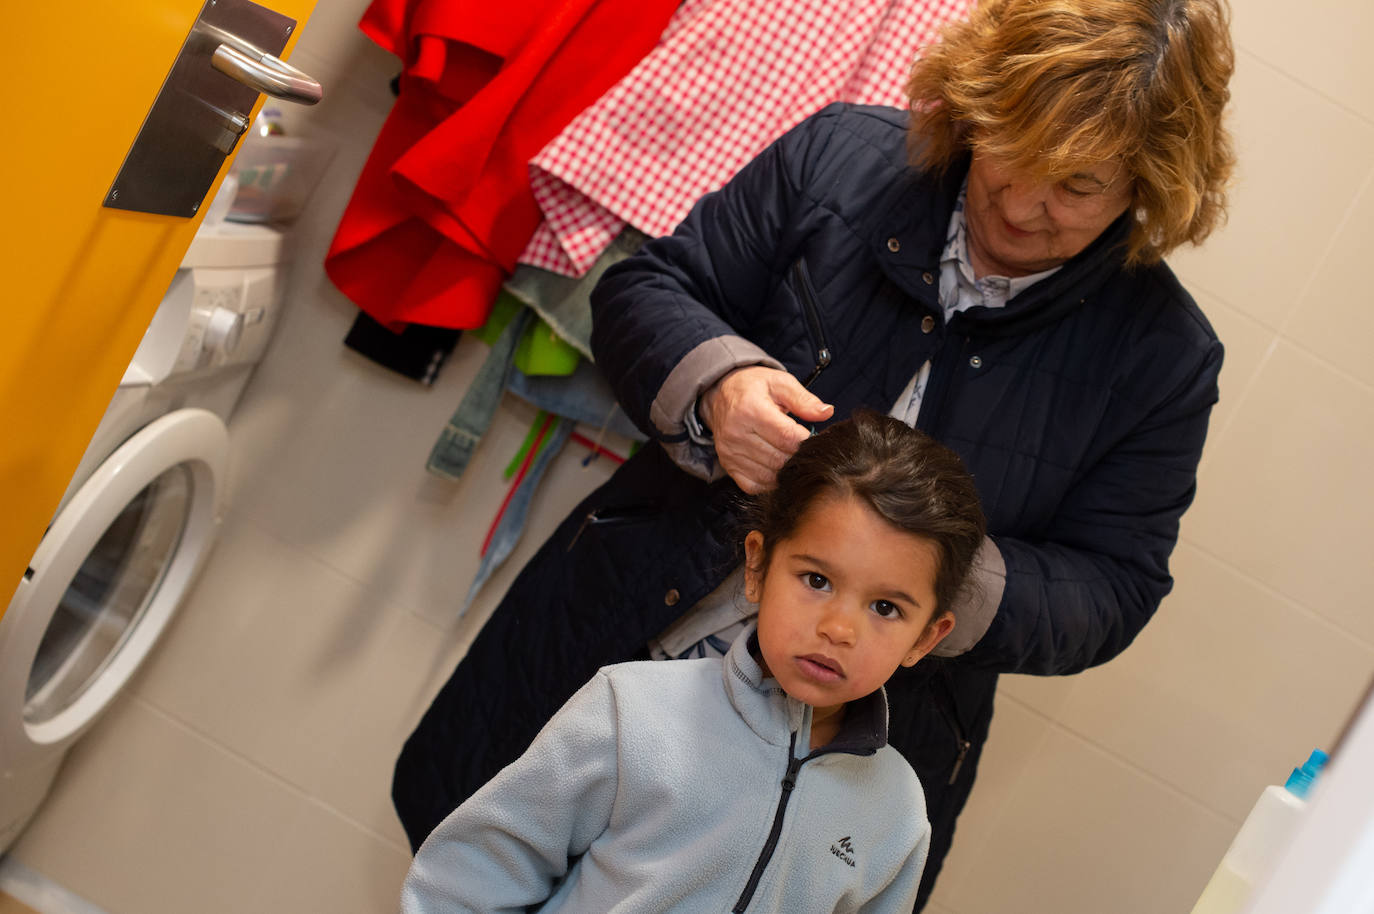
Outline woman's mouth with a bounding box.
[796,654,845,682]
[1001,218,1035,238]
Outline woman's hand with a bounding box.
[699,366,834,493]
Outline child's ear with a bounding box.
[743,530,766,603]
[901,611,956,667]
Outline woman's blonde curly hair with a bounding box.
[907,0,1236,266]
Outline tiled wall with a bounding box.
[12,2,1374,912]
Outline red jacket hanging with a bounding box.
[325,0,679,329]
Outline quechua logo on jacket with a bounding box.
[830,835,856,867]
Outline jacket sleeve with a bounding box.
[959,333,1224,675]
[399,672,620,913]
[589,108,846,478]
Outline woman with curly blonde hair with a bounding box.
[397,2,1237,911]
[909,0,1234,270]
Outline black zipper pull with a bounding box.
[566,511,595,552]
[781,756,802,794]
[948,738,971,785]
[791,260,833,391]
[801,349,831,389]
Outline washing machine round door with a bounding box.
[0,408,228,761]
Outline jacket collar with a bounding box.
[871,135,1133,339]
[723,625,889,757]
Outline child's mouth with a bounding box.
[796,654,845,682]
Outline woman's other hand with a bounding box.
[699,366,834,493]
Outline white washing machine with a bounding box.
[0,221,290,850]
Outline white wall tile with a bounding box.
[267,798,413,914]
[994,670,1081,721]
[231,350,620,627]
[1049,544,1373,820]
[1232,0,1374,124]
[1193,288,1277,445]
[929,697,1053,907]
[941,728,1237,914]
[126,518,470,846]
[1284,170,1374,388]
[11,698,351,914]
[1187,342,1374,643]
[1166,52,1374,328]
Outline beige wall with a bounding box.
[12,1,1374,912]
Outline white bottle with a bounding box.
[1190,750,1328,914]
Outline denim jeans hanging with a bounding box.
[427,306,532,481]
[459,415,573,617]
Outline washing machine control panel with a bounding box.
[174,265,280,374]
[125,224,288,387]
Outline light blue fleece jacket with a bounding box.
[400,626,930,913]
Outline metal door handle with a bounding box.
[204,22,321,105]
[211,44,321,105]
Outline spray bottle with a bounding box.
[1189,749,1329,914]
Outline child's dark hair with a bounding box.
[747,410,986,615]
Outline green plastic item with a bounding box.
[471,291,525,347]
[504,410,554,480]
[514,315,581,377]
[473,292,580,376]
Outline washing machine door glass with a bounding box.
[23,466,192,726]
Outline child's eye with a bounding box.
[871,600,903,619]
[803,572,830,591]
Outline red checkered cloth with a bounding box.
[518,0,971,277]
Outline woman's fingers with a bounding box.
[766,371,835,424]
[701,366,834,492]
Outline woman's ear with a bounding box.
[743,530,766,602]
[902,611,956,667]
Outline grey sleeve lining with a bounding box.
[931,537,1006,657]
[649,335,785,480]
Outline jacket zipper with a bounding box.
[733,732,804,913]
[566,504,658,551]
[934,668,972,786]
[790,260,832,389]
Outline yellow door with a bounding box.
[1,0,317,612]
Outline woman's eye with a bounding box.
[804,572,830,591]
[1059,181,1092,198]
[871,600,902,619]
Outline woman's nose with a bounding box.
[999,178,1050,222]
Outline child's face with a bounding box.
[745,493,955,718]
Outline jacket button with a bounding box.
[887,237,901,253]
[664,588,681,606]
[969,355,983,368]
[921,315,935,333]
[922,272,934,285]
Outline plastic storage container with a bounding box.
[226,120,335,224]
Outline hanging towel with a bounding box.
[518,0,971,277]
[324,0,680,329]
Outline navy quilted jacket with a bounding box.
[394,104,1221,909]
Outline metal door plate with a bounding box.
[105,0,296,217]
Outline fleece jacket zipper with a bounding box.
[732,727,877,912]
[733,732,804,913]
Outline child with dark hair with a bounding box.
[400,411,986,914]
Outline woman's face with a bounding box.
[964,152,1133,278]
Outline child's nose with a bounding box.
[816,605,857,645]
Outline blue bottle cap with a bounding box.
[1284,749,1329,799]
